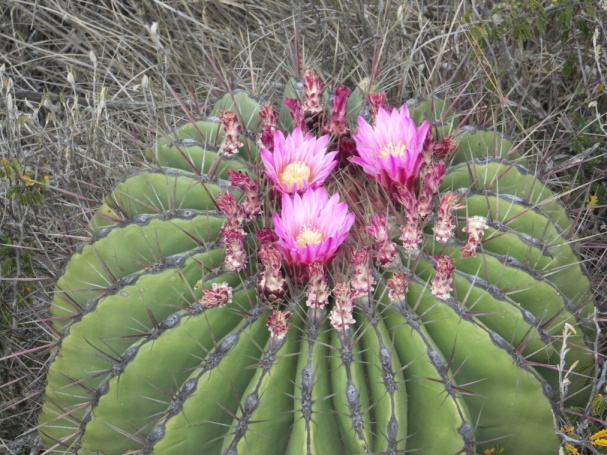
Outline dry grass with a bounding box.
[1,0,606,453]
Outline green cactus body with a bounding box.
[39,86,595,455]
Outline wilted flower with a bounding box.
[267,307,291,339]
[431,256,455,300]
[257,242,287,304]
[365,214,397,267]
[461,216,488,258]
[350,249,375,296]
[272,187,355,267]
[434,191,464,243]
[216,191,247,271]
[351,105,431,190]
[329,281,356,330]
[218,111,243,156]
[226,170,261,220]
[386,272,410,302]
[221,223,247,271]
[198,282,233,308]
[306,261,330,308]
[261,128,338,194]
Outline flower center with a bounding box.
[279,161,311,187]
[377,141,407,159]
[295,225,324,247]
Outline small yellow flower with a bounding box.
[564,443,580,455]
[591,428,607,447]
[560,425,575,433]
[587,195,599,208]
[22,175,35,187]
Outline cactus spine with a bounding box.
[39,83,595,455]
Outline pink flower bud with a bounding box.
[431,256,455,300]
[259,105,278,151]
[198,282,233,308]
[324,85,351,137]
[368,92,388,119]
[284,97,307,132]
[303,70,325,116]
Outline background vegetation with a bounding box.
[1,0,605,453]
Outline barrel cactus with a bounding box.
[39,72,596,455]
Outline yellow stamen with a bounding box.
[279,161,311,187]
[377,141,407,159]
[296,225,324,247]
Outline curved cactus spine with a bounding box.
[39,81,596,455]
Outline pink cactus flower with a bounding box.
[351,105,431,189]
[272,187,355,267]
[261,127,338,194]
